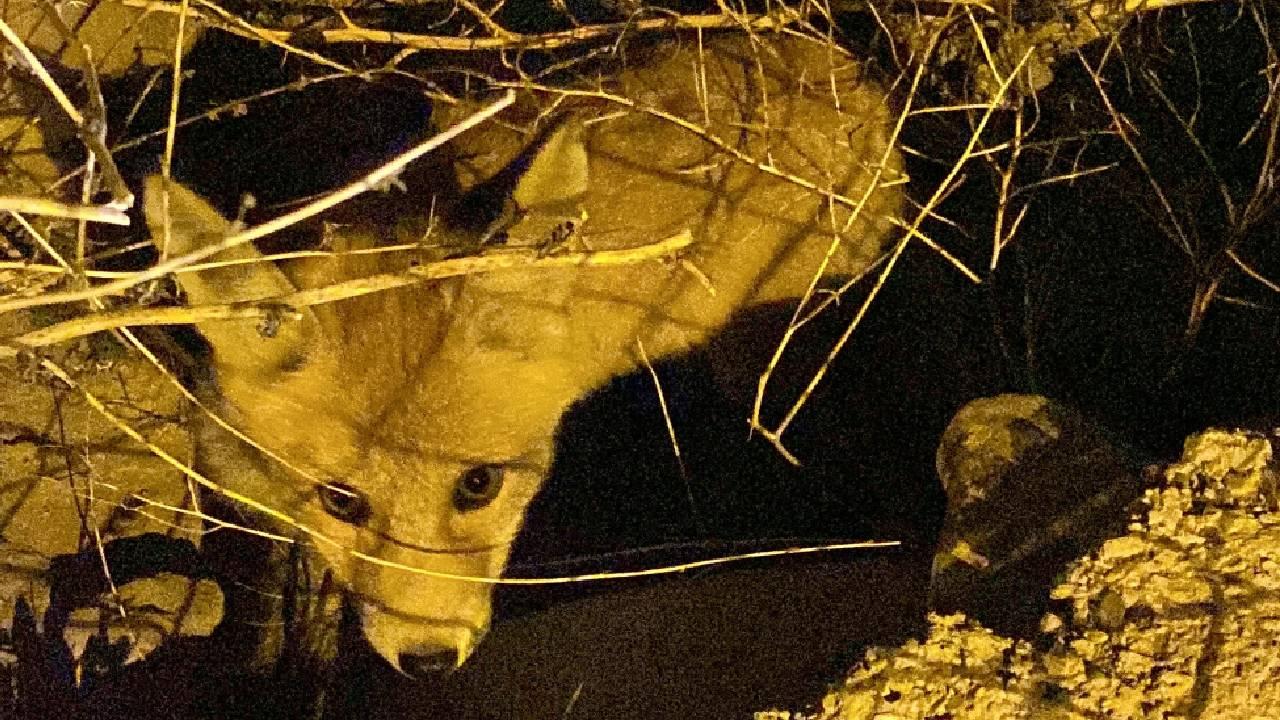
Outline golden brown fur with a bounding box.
[145,32,903,675]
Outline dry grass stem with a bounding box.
[0,197,129,226]
[0,230,692,356]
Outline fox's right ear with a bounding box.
[143,176,302,307]
[143,176,316,374]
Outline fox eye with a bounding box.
[318,482,371,525]
[454,465,504,511]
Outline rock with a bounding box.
[930,394,1143,636]
[778,429,1280,720]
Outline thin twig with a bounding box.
[0,91,516,316]
[160,0,193,222]
[754,43,1037,462]
[32,0,135,208]
[0,16,83,124]
[636,337,697,532]
[188,0,353,73]
[0,16,134,210]
[1077,48,1193,258]
[0,230,693,356]
[0,196,129,225]
[120,1,793,51]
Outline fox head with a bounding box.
[144,177,580,677]
[144,34,902,679]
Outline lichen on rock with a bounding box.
[774,428,1280,720]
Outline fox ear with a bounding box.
[448,117,589,243]
[511,118,588,216]
[143,176,300,305]
[143,176,317,374]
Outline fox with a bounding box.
[142,33,904,679]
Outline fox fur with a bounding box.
[143,33,904,675]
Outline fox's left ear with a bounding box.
[510,118,588,216]
[447,117,589,243]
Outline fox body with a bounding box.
[144,34,903,676]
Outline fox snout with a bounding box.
[360,599,489,678]
[349,548,502,678]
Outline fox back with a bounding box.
[144,33,903,678]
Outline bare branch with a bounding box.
[0,91,515,316]
[0,230,692,356]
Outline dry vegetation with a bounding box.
[0,0,1277,717]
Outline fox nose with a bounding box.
[398,648,461,679]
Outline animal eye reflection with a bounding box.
[454,465,504,512]
[318,482,372,525]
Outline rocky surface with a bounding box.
[765,429,1280,720]
[0,326,218,679]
